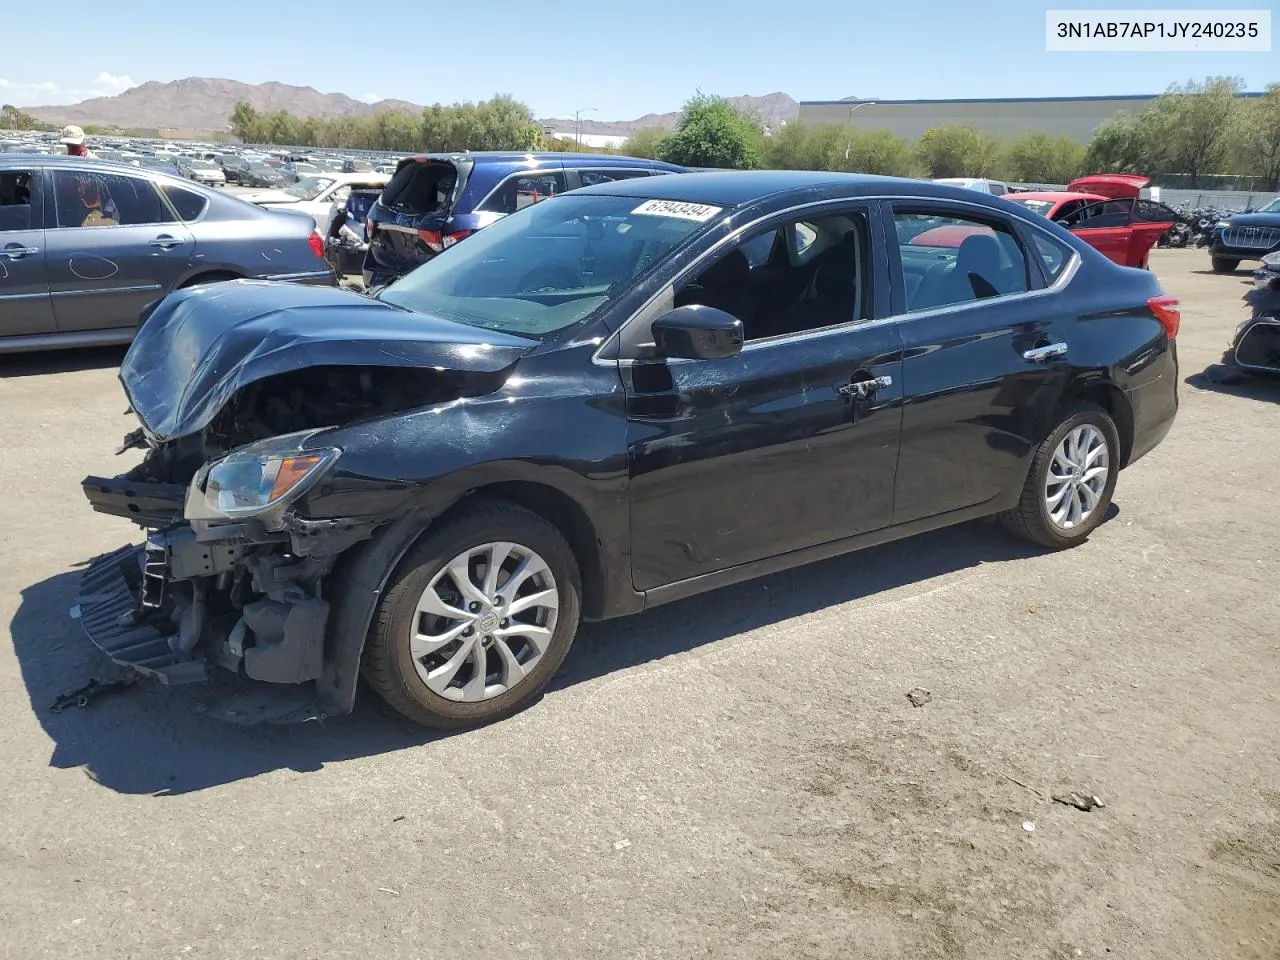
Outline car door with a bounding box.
[0,165,55,338]
[1071,199,1135,265]
[45,168,195,333]
[886,202,1072,524]
[623,203,903,592]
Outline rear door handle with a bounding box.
[150,235,181,249]
[836,374,893,399]
[1,245,39,259]
[1023,342,1068,362]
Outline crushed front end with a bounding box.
[78,429,377,718]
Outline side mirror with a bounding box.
[652,305,744,360]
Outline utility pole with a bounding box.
[574,107,597,146]
[844,101,878,160]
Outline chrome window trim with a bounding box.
[593,193,1081,366]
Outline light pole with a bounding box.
[574,107,597,146]
[844,101,878,160]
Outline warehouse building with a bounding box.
[797,93,1264,143]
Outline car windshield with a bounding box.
[1257,197,1280,214]
[190,160,217,169]
[1009,198,1055,216]
[285,176,336,199]
[379,194,724,338]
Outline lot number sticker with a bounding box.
[631,200,722,222]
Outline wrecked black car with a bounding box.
[76,171,1179,729]
[1212,250,1280,379]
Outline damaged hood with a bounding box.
[122,281,538,442]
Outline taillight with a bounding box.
[1147,294,1180,339]
[416,229,473,253]
[307,230,325,259]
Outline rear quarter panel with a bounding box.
[189,199,327,281]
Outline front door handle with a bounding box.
[1,244,39,259]
[1023,342,1068,362]
[836,374,893,399]
[150,235,181,249]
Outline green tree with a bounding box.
[1000,131,1085,183]
[229,101,260,141]
[622,126,670,159]
[915,125,1000,178]
[1231,83,1280,188]
[1082,112,1147,173]
[841,129,921,176]
[658,94,763,169]
[1141,77,1243,183]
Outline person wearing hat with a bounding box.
[59,125,96,158]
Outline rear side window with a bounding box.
[0,169,36,232]
[478,171,566,214]
[52,171,171,227]
[578,169,650,187]
[892,208,1030,312]
[380,162,458,214]
[1028,231,1073,284]
[160,183,208,222]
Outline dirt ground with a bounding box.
[0,249,1277,960]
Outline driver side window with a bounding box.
[673,211,870,342]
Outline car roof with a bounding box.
[570,169,988,207]
[0,153,188,178]
[401,151,684,172]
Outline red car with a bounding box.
[915,175,1176,269]
[1003,175,1177,269]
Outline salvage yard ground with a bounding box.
[1,249,1277,960]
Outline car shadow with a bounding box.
[11,519,1078,796]
[0,345,126,378]
[1185,368,1280,404]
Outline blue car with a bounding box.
[1209,196,1280,273]
[362,151,685,287]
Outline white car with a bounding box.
[933,177,1012,196]
[240,172,390,234]
[182,158,227,186]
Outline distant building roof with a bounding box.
[800,92,1265,106]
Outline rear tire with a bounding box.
[999,403,1120,550]
[361,499,582,729]
[1211,256,1240,273]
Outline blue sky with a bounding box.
[2,0,1274,119]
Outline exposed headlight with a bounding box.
[1216,220,1232,229]
[185,437,339,523]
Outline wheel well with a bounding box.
[442,482,607,619]
[180,270,241,288]
[1063,380,1134,466]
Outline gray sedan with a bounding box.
[0,155,335,353]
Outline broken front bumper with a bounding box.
[74,542,207,684]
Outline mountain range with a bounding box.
[25,78,804,137]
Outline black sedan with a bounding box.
[0,155,335,352]
[77,171,1179,728]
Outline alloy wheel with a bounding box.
[409,542,559,702]
[1044,424,1109,530]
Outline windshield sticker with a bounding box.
[631,199,722,222]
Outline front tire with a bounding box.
[1211,256,1241,273]
[999,403,1120,549]
[362,499,582,729]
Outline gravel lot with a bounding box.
[1,249,1277,960]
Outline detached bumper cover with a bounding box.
[73,544,206,683]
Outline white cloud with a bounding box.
[0,79,10,88]
[92,72,136,93]
[361,92,380,103]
